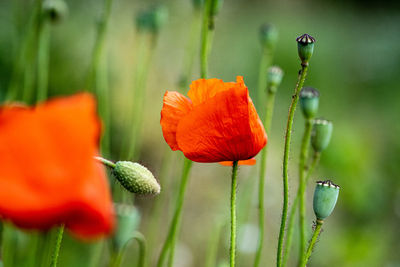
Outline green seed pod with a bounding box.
[296,33,315,66]
[42,0,68,23]
[259,24,278,50]
[300,87,319,119]
[311,118,333,152]
[266,66,284,93]
[313,180,340,220]
[136,5,168,34]
[112,204,141,251]
[112,161,160,195]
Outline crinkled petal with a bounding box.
[160,91,192,150]
[188,78,229,106]
[176,86,267,162]
[0,93,114,238]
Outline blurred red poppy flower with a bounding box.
[161,76,267,163]
[0,93,114,238]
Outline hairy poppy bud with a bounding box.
[266,66,283,93]
[112,204,141,251]
[296,33,315,66]
[136,6,168,33]
[311,118,332,153]
[113,161,160,195]
[313,180,340,221]
[300,87,319,119]
[259,24,278,50]
[42,0,68,23]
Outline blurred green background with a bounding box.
[0,0,400,266]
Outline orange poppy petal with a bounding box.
[219,158,257,166]
[160,91,193,150]
[188,78,229,106]
[0,93,114,238]
[176,86,267,162]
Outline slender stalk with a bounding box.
[276,64,308,267]
[8,0,42,103]
[157,158,192,267]
[36,17,50,103]
[205,219,225,267]
[256,47,272,110]
[254,86,277,267]
[49,225,64,267]
[87,0,114,156]
[282,152,320,267]
[299,220,323,267]
[94,156,116,169]
[298,119,313,258]
[230,161,239,267]
[200,0,213,79]
[109,232,146,267]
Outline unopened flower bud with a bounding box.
[112,203,141,251]
[259,24,278,50]
[300,87,319,119]
[311,118,332,153]
[136,6,168,33]
[112,161,160,195]
[42,0,68,23]
[266,66,283,93]
[313,180,340,221]
[296,33,315,66]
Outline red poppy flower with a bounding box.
[160,76,267,163]
[0,93,114,238]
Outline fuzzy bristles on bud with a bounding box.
[296,33,315,65]
[113,161,160,195]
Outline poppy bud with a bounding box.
[136,6,168,33]
[112,204,141,251]
[300,87,319,119]
[42,0,68,23]
[313,180,340,221]
[266,66,283,93]
[296,33,315,66]
[259,24,278,50]
[311,118,333,153]
[112,161,160,195]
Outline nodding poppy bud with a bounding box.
[112,204,141,251]
[296,33,315,66]
[300,87,319,119]
[311,118,332,153]
[313,180,340,221]
[136,6,168,34]
[42,0,68,23]
[112,161,161,195]
[266,66,284,93]
[259,24,278,50]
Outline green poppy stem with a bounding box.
[298,118,313,258]
[49,225,64,267]
[282,151,320,267]
[256,46,273,110]
[254,85,277,267]
[200,0,213,79]
[299,220,323,267]
[230,161,238,267]
[109,231,146,267]
[276,64,308,267]
[94,156,116,169]
[157,158,192,267]
[36,16,50,103]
